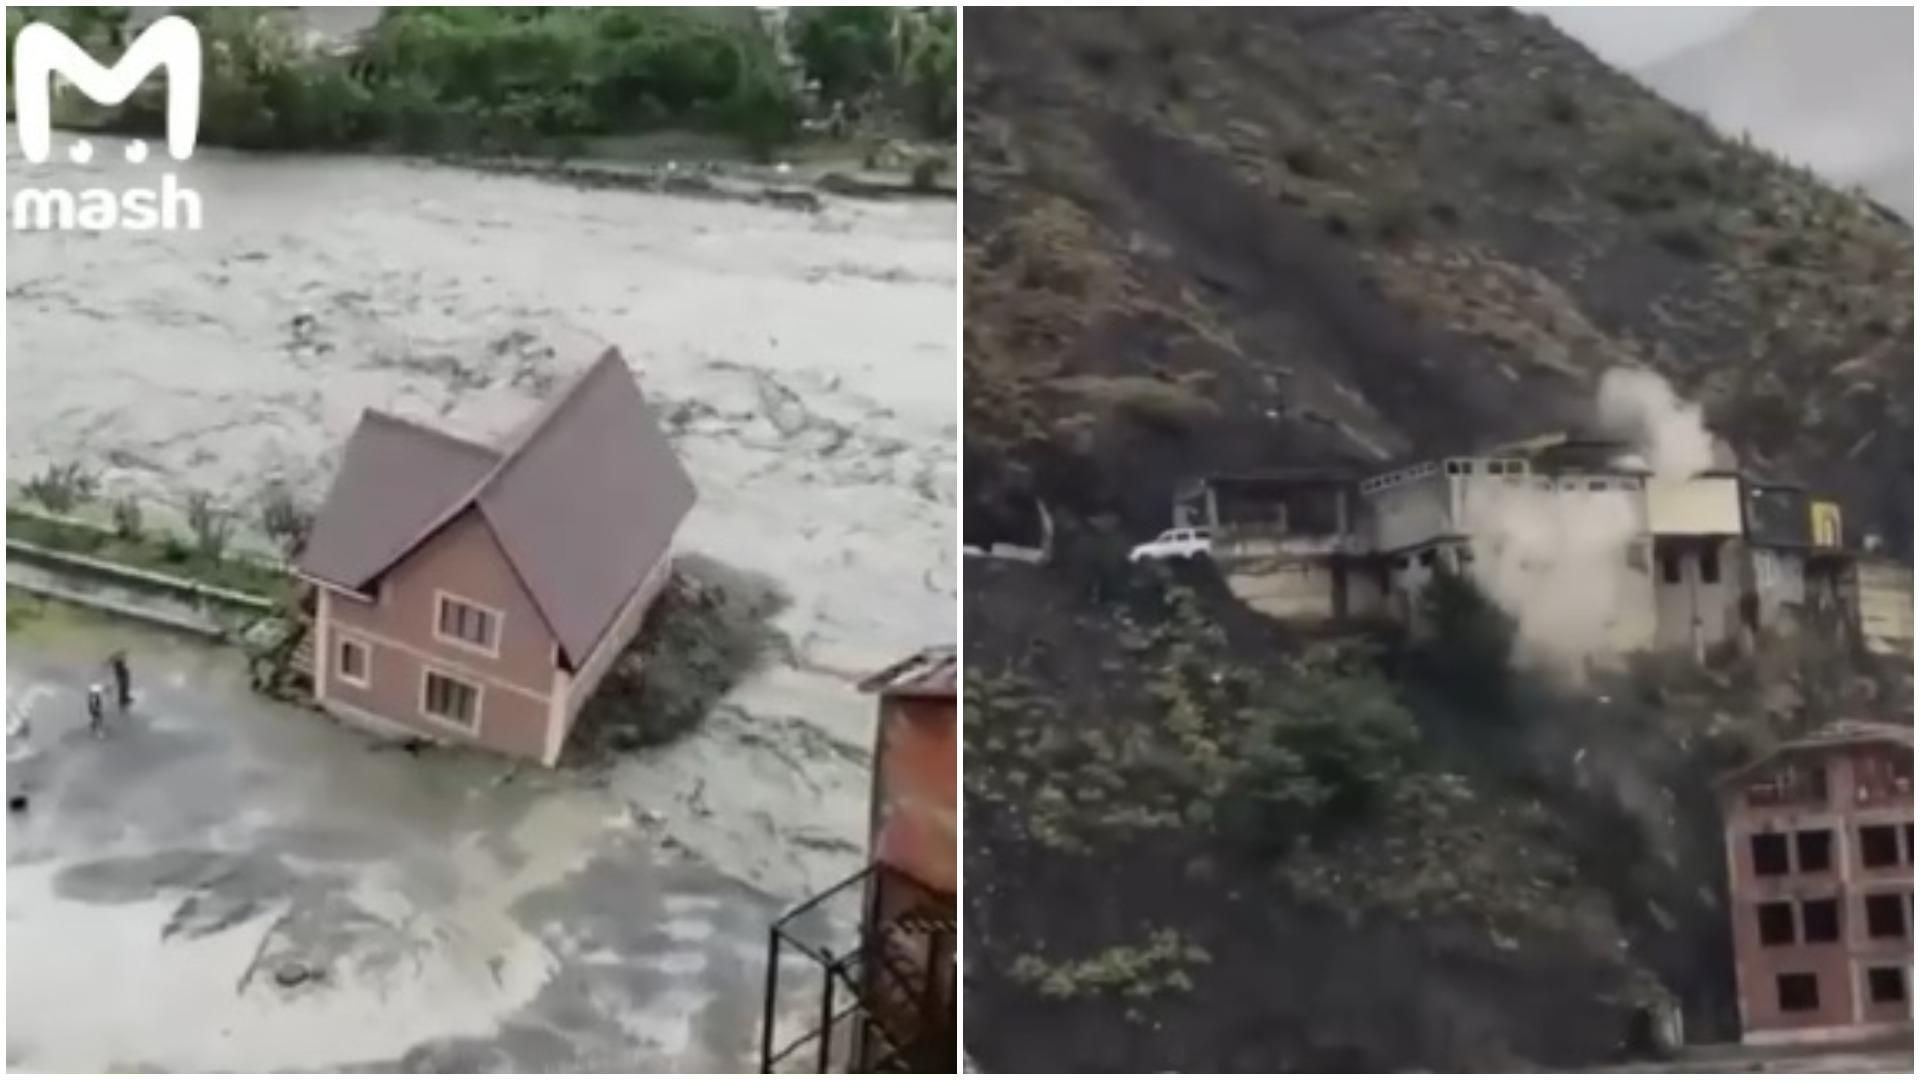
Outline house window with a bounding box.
[1757,901,1796,946]
[436,593,500,653]
[1861,824,1901,868]
[1700,546,1720,584]
[1866,966,1908,1005]
[1588,479,1608,492]
[1801,898,1840,943]
[422,670,480,730]
[1796,829,1833,873]
[1751,832,1790,876]
[1864,893,1907,939]
[337,637,370,688]
[1661,551,1683,584]
[1419,549,1437,568]
[1776,973,1819,1013]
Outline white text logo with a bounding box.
[10,15,204,230]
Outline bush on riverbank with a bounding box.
[791,7,957,136]
[9,6,955,154]
[7,507,291,602]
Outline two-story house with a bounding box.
[297,348,697,766]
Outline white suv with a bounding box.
[1128,527,1213,563]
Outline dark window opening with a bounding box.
[1757,901,1796,946]
[1588,479,1608,491]
[338,639,366,680]
[1777,973,1819,1012]
[1419,549,1437,568]
[1752,832,1790,876]
[1700,546,1720,584]
[1861,824,1901,868]
[1867,966,1908,1005]
[1661,551,1683,584]
[1865,893,1907,939]
[1796,829,1833,873]
[1801,898,1840,943]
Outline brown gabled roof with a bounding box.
[300,410,500,592]
[300,349,698,666]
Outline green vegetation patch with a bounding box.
[6,507,291,602]
[8,7,957,155]
[1010,927,1212,1000]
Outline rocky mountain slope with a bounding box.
[962,7,1911,1071]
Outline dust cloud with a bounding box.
[1466,367,1712,675]
[1594,366,1715,479]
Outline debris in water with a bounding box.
[9,794,28,813]
[274,961,316,989]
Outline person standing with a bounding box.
[86,683,106,738]
[108,651,131,712]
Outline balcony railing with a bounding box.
[760,863,955,1074]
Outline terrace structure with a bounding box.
[1173,469,1379,620]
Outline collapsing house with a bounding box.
[297,348,697,765]
[761,647,957,1073]
[1171,431,1912,662]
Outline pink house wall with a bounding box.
[320,508,556,761]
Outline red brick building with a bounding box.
[1718,721,1913,1046]
[761,647,956,1073]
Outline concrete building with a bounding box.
[1354,449,1660,646]
[1848,557,1915,659]
[1718,722,1913,1047]
[298,349,696,766]
[1741,481,1852,640]
[1172,429,1908,667]
[1175,471,1381,621]
[1648,472,1746,657]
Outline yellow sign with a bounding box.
[1810,501,1843,548]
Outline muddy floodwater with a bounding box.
[6,137,954,1070]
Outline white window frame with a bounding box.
[336,634,372,689]
[418,666,483,733]
[433,590,503,658]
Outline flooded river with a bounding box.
[7,135,957,900]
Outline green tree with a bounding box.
[1413,567,1517,721]
[790,7,895,102]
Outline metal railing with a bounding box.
[760,863,955,1074]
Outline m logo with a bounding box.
[12,14,201,166]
